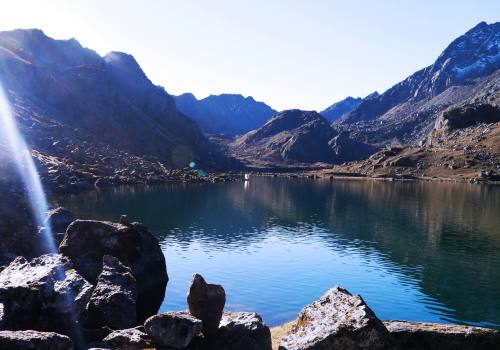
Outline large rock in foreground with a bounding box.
[206,312,272,350]
[144,311,202,349]
[0,254,93,333]
[59,220,168,321]
[86,256,137,329]
[103,326,152,350]
[187,273,226,336]
[0,330,73,350]
[384,320,500,350]
[279,286,388,350]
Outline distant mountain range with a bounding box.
[320,92,379,122]
[174,93,276,136]
[0,21,498,178]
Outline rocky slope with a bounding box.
[0,29,236,192]
[231,110,376,167]
[320,92,378,122]
[312,120,500,182]
[174,93,277,136]
[337,21,500,147]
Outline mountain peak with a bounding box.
[104,51,150,84]
[174,93,276,136]
[104,51,142,71]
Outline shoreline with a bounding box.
[46,169,500,197]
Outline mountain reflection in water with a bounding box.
[53,178,500,328]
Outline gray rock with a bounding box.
[187,273,226,336]
[0,330,73,350]
[103,326,151,349]
[144,311,202,349]
[279,286,388,350]
[207,312,272,350]
[0,254,93,333]
[384,320,500,350]
[60,220,168,322]
[86,256,137,329]
[44,207,76,234]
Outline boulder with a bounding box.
[384,320,500,350]
[86,256,137,329]
[144,311,202,349]
[45,207,76,234]
[59,220,168,321]
[0,330,73,350]
[187,273,226,336]
[0,254,93,333]
[207,312,272,350]
[103,326,152,349]
[279,286,388,350]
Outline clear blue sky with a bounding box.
[1,0,498,111]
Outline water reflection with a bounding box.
[53,178,500,328]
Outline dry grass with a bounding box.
[271,321,294,350]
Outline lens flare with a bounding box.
[0,82,56,253]
[0,81,84,346]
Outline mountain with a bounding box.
[0,29,233,190]
[337,21,500,146]
[321,92,379,122]
[174,93,277,136]
[231,110,376,166]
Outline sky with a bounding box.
[0,1,499,111]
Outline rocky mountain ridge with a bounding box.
[174,93,277,136]
[337,21,500,147]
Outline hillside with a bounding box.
[0,29,235,191]
[231,110,376,167]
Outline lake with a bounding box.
[53,177,500,329]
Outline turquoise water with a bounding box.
[54,178,500,328]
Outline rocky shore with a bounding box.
[0,208,499,349]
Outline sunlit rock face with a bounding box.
[279,286,388,350]
[0,254,93,334]
[336,22,500,146]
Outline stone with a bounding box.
[44,207,76,234]
[278,286,388,350]
[86,256,137,329]
[103,326,152,350]
[144,311,202,349]
[0,330,73,350]
[187,273,226,336]
[59,220,168,321]
[207,312,272,350]
[0,254,93,333]
[384,320,500,350]
[119,215,129,225]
